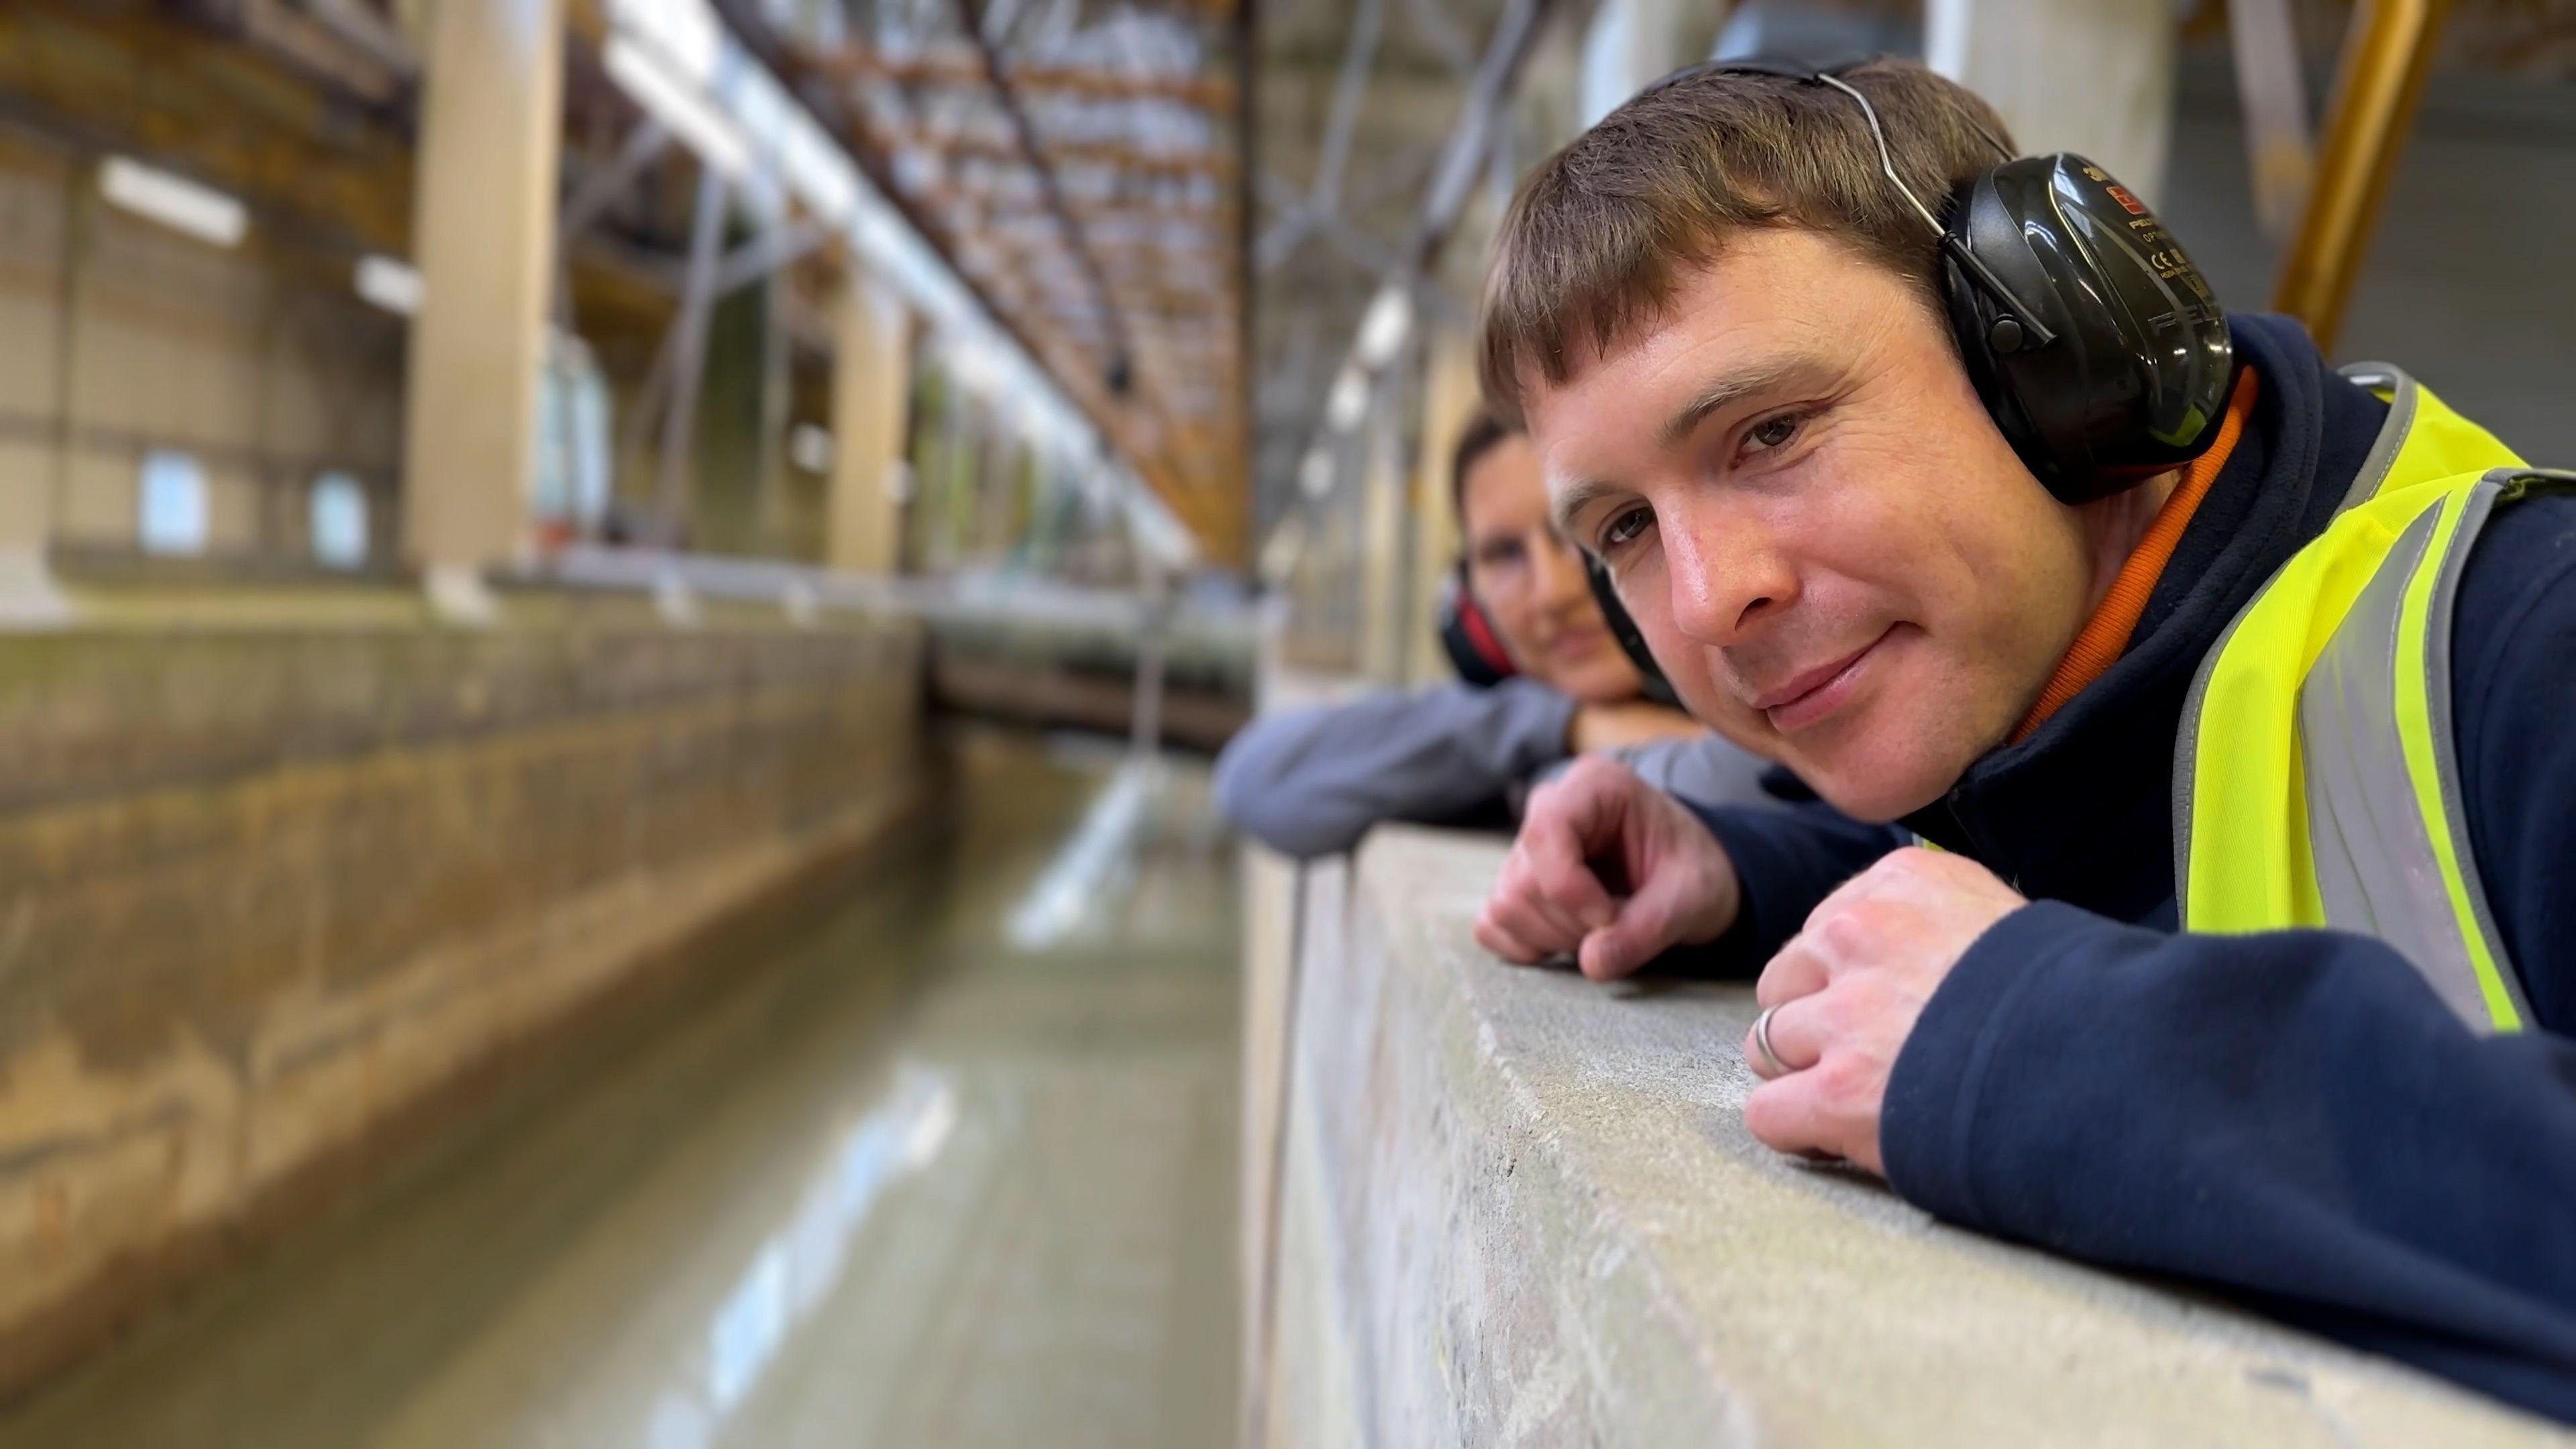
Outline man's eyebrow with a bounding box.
[1655,358,1815,449]
[1550,477,1625,539]
[1550,356,1829,536]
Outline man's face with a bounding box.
[1525,228,2092,820]
[1460,434,1642,703]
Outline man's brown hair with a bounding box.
[1478,58,2014,426]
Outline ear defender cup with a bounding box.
[1940,154,2235,504]
[1438,567,1518,686]
[1640,58,2237,505]
[1580,552,1684,710]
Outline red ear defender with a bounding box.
[1438,566,1517,686]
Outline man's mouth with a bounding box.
[1749,627,1896,732]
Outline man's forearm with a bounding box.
[1882,902,2576,1421]
[1214,679,1576,857]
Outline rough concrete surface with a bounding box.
[1246,824,2571,1446]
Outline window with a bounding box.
[308,472,368,570]
[137,449,207,555]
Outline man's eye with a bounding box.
[1599,506,1653,551]
[1743,411,1805,455]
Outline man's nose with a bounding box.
[1660,498,1795,646]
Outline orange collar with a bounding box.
[2008,368,2260,743]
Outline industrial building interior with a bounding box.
[0,0,2571,1444]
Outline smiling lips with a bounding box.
[1752,627,1894,731]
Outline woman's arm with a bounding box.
[1212,678,1577,858]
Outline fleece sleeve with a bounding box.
[1612,733,1779,811]
[1669,797,1909,975]
[1878,494,2576,1423]
[1211,678,1576,858]
[1880,904,2576,1421]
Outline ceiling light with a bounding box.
[99,157,246,248]
[1325,366,1370,433]
[1352,285,1414,370]
[604,34,751,177]
[606,0,722,85]
[1299,447,1335,499]
[354,255,423,316]
[790,424,833,474]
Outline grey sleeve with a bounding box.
[1212,678,1578,858]
[1613,733,1780,810]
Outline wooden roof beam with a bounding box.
[810,46,1236,109]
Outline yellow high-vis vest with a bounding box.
[2177,363,2573,1032]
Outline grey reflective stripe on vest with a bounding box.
[2172,362,2424,920]
[2332,363,2423,511]
[2296,491,2529,1028]
[2277,466,2576,1030]
[2417,472,2542,1027]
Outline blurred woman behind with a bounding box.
[1216,412,1774,859]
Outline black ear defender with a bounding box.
[1580,552,1682,709]
[1438,563,1518,686]
[1644,56,2236,504]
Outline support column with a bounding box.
[0,162,79,625]
[751,227,793,557]
[1578,0,1718,127]
[652,164,727,549]
[399,0,564,616]
[824,271,911,576]
[1354,390,1409,684]
[1926,0,2176,204]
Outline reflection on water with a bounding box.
[0,729,1239,1449]
[1008,759,1155,949]
[672,1065,958,1448]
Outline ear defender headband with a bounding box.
[1646,55,2236,503]
[1581,553,1681,708]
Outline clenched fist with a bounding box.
[1474,755,1740,979]
[1741,847,2027,1174]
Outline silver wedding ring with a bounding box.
[1752,1005,1788,1076]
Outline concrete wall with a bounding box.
[2159,48,2576,464]
[1241,825,2567,1444]
[0,590,925,1393]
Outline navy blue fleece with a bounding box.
[1672,315,2576,1421]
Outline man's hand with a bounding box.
[1741,848,2026,1175]
[1474,755,1739,979]
[1568,700,1706,754]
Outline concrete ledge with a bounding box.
[1244,826,2562,1446]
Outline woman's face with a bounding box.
[1459,434,1644,704]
